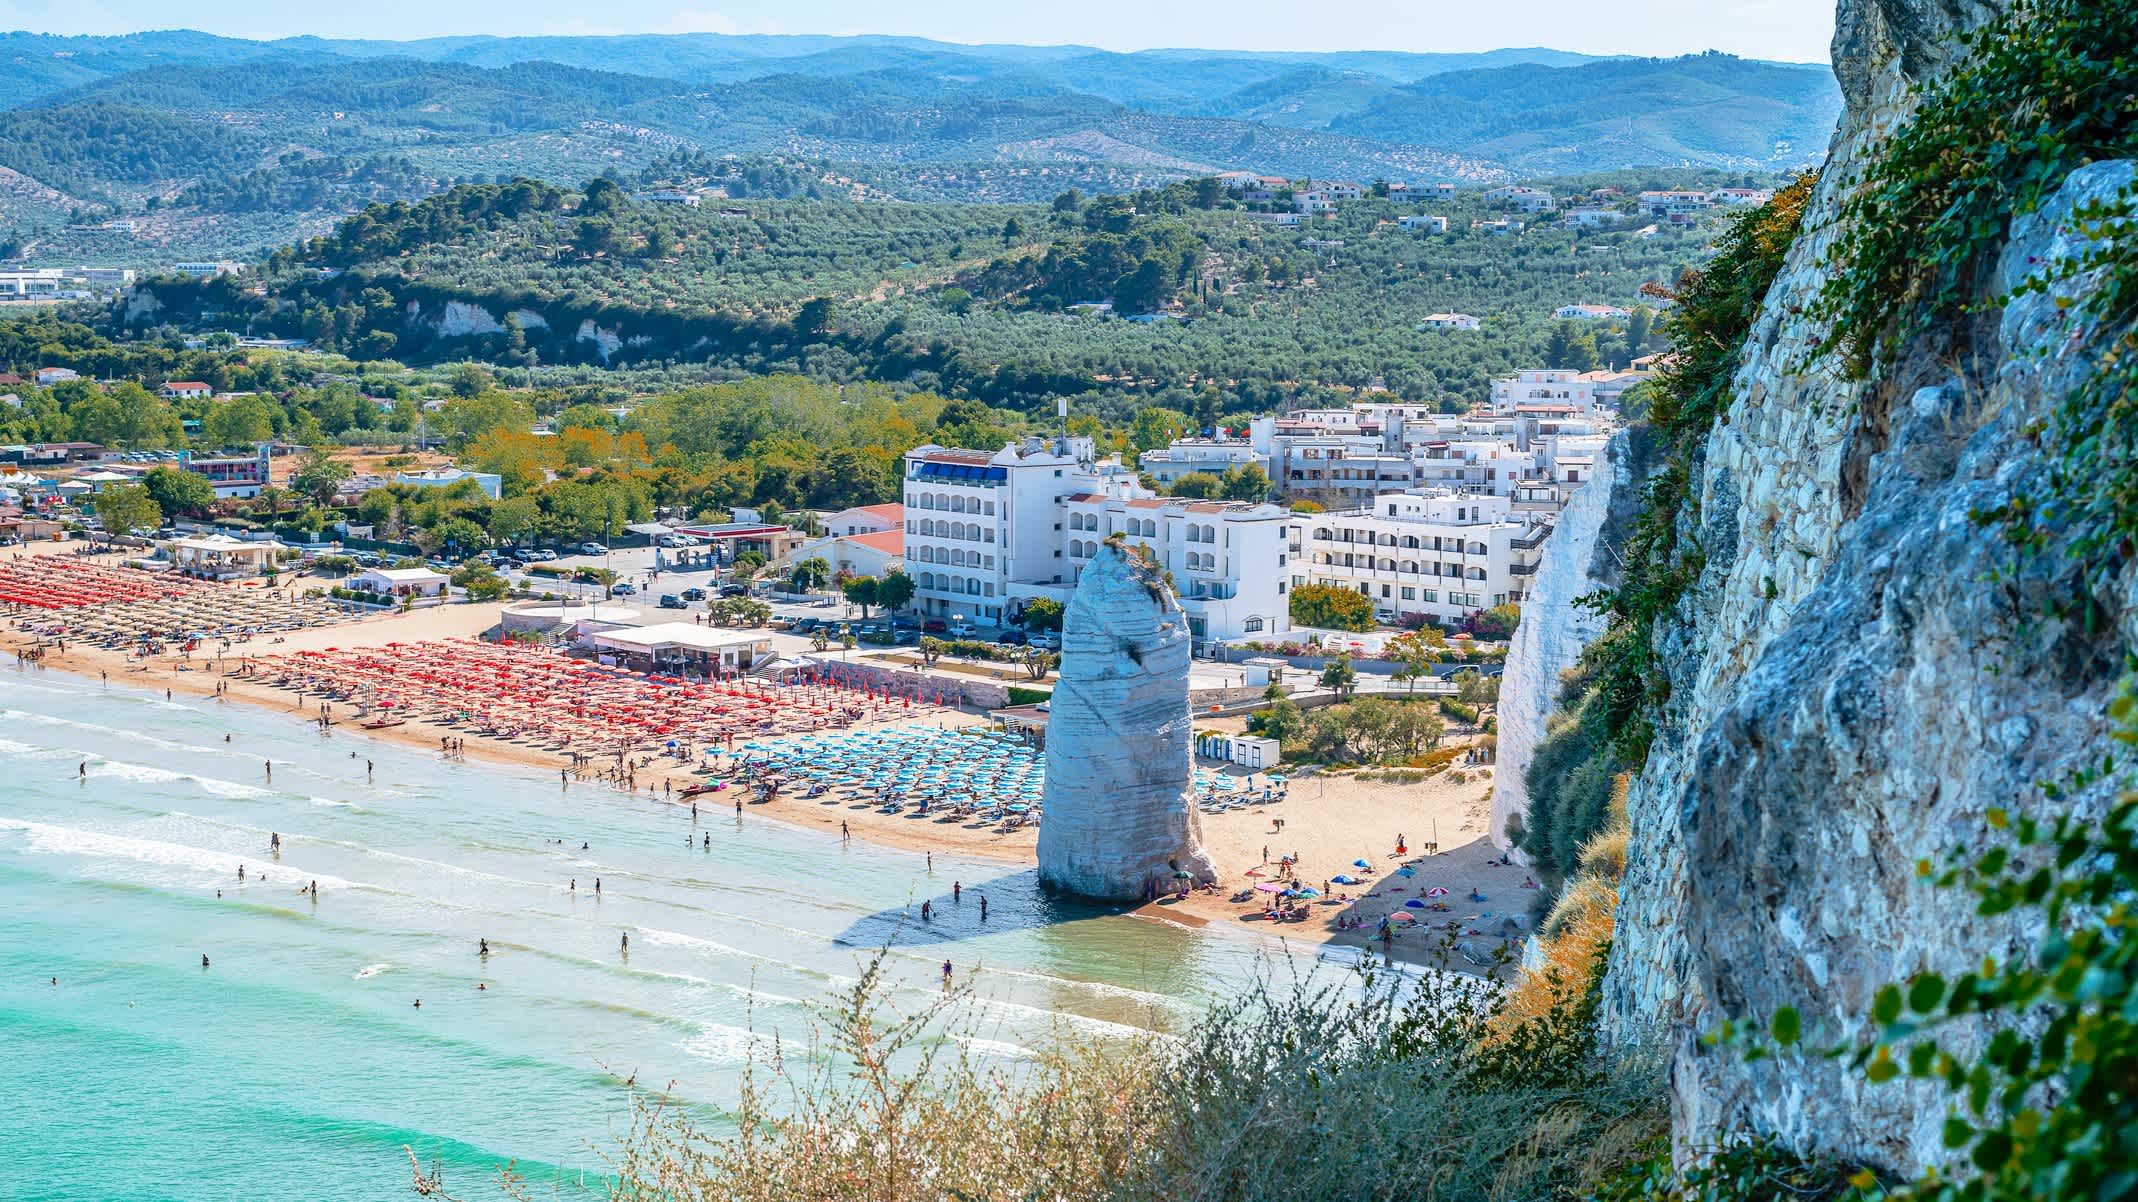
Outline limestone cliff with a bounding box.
[1037,543,1216,901]
[1489,431,1628,854]
[1590,0,2137,1173]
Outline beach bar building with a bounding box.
[351,566,448,600]
[163,533,282,580]
[583,622,772,674]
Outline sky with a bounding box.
[0,0,1837,62]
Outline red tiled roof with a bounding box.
[847,503,904,523]
[848,530,903,554]
[162,381,210,390]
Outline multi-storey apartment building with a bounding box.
[1291,489,1551,626]
[900,437,1290,640]
[1137,438,1263,486]
[1060,494,1292,642]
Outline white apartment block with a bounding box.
[1484,186,1557,212]
[1489,367,1650,414]
[1267,436,1417,509]
[899,438,1289,641]
[0,270,65,299]
[1553,303,1632,321]
[1061,495,1293,643]
[1293,489,1551,626]
[1139,438,1264,486]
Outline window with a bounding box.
[1401,587,1415,600]
[1243,616,1264,633]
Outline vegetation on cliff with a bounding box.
[1511,174,1815,892]
[588,952,1664,1202]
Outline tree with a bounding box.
[252,485,290,524]
[791,555,832,595]
[1385,630,1444,694]
[843,575,881,616]
[1454,669,1501,709]
[1467,604,1522,641]
[1319,652,1358,700]
[1218,463,1273,502]
[448,363,495,399]
[1018,648,1059,682]
[919,636,946,667]
[1247,694,1306,744]
[731,549,767,580]
[93,482,160,537]
[202,395,276,447]
[142,465,214,517]
[1167,472,1222,499]
[1290,582,1374,632]
[1543,322,1602,372]
[793,296,835,341]
[452,561,508,602]
[1019,597,1064,632]
[875,569,916,613]
[486,495,541,545]
[1130,407,1193,453]
[291,450,353,506]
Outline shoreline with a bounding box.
[11,597,1519,977]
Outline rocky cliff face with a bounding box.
[1597,0,2135,1172]
[1489,432,1627,854]
[1037,543,1216,901]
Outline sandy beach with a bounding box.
[7,543,1527,973]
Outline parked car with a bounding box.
[889,616,919,631]
[679,587,707,602]
[997,630,1028,646]
[949,621,978,639]
[611,582,637,595]
[922,619,947,634]
[1029,632,1061,651]
[717,584,750,598]
[576,542,609,556]
[791,617,824,634]
[658,594,687,610]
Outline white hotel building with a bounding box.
[900,438,1290,642]
[1292,489,1550,626]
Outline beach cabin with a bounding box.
[1194,731,1282,769]
[582,622,771,674]
[163,533,282,580]
[351,566,448,600]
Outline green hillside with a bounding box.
[123,174,1717,416]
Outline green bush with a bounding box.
[1005,686,1052,705]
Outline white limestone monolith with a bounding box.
[1036,543,1215,901]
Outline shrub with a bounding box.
[1005,686,1052,705]
[602,948,1666,1202]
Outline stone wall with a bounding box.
[1592,0,2138,1174]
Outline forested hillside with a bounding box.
[122,174,1699,418]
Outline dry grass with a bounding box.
[1495,775,1631,1034]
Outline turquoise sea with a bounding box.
[0,666,1311,1201]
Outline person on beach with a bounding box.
[594,878,601,895]
[953,881,961,903]
[620,933,629,954]
[978,895,988,920]
[920,900,932,921]
[78,762,85,778]
[479,939,490,957]
[941,961,953,989]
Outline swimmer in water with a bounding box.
[620,933,629,953]
[201,955,210,969]
[479,939,490,956]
